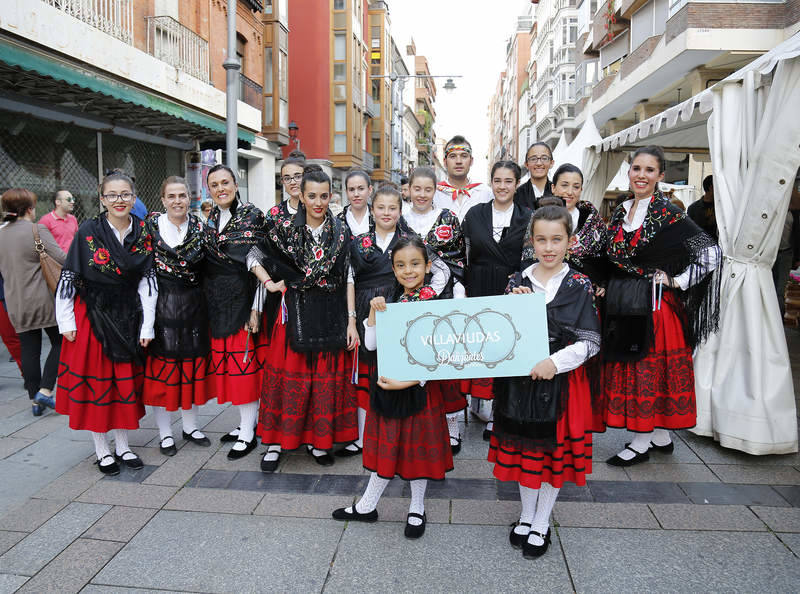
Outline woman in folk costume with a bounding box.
[338,169,374,238]
[491,204,601,558]
[203,164,266,460]
[333,235,453,539]
[461,161,533,442]
[276,150,306,218]
[403,166,466,451]
[252,165,359,471]
[602,146,721,466]
[513,142,555,212]
[142,177,211,456]
[56,171,156,476]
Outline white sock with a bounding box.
[311,448,327,457]
[515,484,539,535]
[232,402,258,450]
[616,431,654,461]
[153,407,174,444]
[353,472,390,514]
[651,428,672,447]
[408,479,427,526]
[529,482,559,546]
[91,432,113,464]
[486,421,494,432]
[355,407,366,448]
[446,413,460,441]
[113,429,136,460]
[181,405,203,437]
[263,444,281,462]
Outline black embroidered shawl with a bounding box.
[203,199,265,339]
[146,213,209,359]
[462,201,532,298]
[338,204,375,239]
[513,178,552,211]
[417,209,466,289]
[58,214,155,363]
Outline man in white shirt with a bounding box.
[433,135,493,222]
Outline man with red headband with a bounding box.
[433,135,493,222]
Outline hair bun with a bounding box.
[288,149,306,160]
[538,196,566,208]
[303,164,323,174]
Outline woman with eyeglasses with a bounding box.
[275,150,306,219]
[514,142,555,212]
[141,176,212,457]
[55,171,156,476]
[203,164,266,461]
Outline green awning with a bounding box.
[0,37,255,144]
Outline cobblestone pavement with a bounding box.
[0,329,798,593]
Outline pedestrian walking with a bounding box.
[39,190,79,253]
[491,203,601,559]
[0,189,66,416]
[333,235,453,539]
[55,172,156,475]
[0,272,23,374]
[514,142,555,211]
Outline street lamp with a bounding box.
[223,0,240,169]
[288,120,300,151]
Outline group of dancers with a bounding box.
[51,135,721,559]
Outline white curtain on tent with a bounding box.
[691,58,800,455]
[583,149,626,208]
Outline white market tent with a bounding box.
[582,32,800,455]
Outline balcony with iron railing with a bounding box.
[239,73,262,109]
[145,15,210,83]
[44,0,133,45]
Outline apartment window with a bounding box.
[334,0,345,9]
[334,134,347,152]
[334,32,346,81]
[335,103,346,132]
[561,17,577,45]
[279,0,288,26]
[236,34,247,75]
[263,47,274,127]
[631,0,668,50]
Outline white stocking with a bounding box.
[408,479,427,526]
[616,431,653,461]
[153,407,174,445]
[529,482,559,545]
[232,401,258,450]
[91,432,112,464]
[446,413,460,441]
[515,484,539,535]
[353,472,390,514]
[113,429,136,460]
[181,405,203,437]
[651,428,672,447]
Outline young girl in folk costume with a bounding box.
[403,166,466,451]
[339,169,374,238]
[203,165,266,460]
[142,177,211,456]
[333,236,453,539]
[491,204,601,558]
[514,142,555,212]
[603,146,720,466]
[252,166,359,471]
[56,172,156,476]
[461,161,534,442]
[276,150,306,219]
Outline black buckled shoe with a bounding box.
[606,447,650,467]
[115,451,143,469]
[183,430,211,447]
[308,448,335,466]
[227,437,257,460]
[260,451,281,473]
[450,437,462,455]
[220,427,241,443]
[159,437,177,457]
[624,440,674,454]
[332,507,378,522]
[509,522,531,549]
[522,528,551,559]
[404,512,427,539]
[334,444,362,458]
[95,455,120,476]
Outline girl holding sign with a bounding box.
[491,202,601,558]
[333,235,453,539]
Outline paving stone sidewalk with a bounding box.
[0,329,798,593]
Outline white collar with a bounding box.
[521,262,570,290]
[104,216,133,243]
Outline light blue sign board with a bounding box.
[376,294,549,382]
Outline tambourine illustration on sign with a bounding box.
[400,308,521,372]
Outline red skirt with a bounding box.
[142,354,212,411]
[208,328,266,405]
[257,319,358,450]
[355,358,372,411]
[489,368,593,489]
[363,381,453,480]
[602,294,696,432]
[56,298,145,432]
[439,380,467,414]
[461,377,493,400]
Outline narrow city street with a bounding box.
[0,330,798,593]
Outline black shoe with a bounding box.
[482,429,492,441]
[183,430,211,447]
[308,448,335,466]
[95,455,120,476]
[220,427,241,443]
[159,437,177,457]
[227,437,257,460]
[509,522,531,549]
[450,437,462,455]
[404,512,427,539]
[624,440,674,454]
[334,444,362,458]
[260,451,281,473]
[115,451,143,469]
[33,392,56,410]
[332,507,378,522]
[606,446,650,467]
[31,402,45,417]
[522,528,551,559]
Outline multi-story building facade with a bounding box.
[573,0,800,187]
[0,0,286,216]
[412,51,438,170]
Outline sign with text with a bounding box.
[376,294,549,381]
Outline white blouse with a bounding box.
[55,217,157,339]
[157,214,189,248]
[346,208,371,236]
[569,207,580,234]
[491,202,514,243]
[402,204,440,238]
[519,262,598,374]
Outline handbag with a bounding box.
[603,276,653,361]
[493,375,562,442]
[32,225,62,294]
[370,383,427,419]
